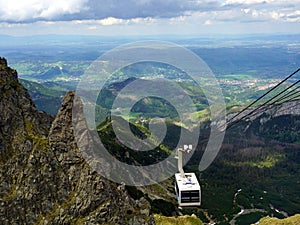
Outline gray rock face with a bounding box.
[0,57,7,67]
[0,58,154,225]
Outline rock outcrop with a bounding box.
[0,57,154,225]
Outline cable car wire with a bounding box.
[274,85,300,103]
[197,68,300,142]
[230,80,300,123]
[226,68,300,125]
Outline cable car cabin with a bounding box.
[175,173,201,207]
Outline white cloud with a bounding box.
[269,11,283,20]
[204,20,213,25]
[72,17,158,27]
[0,0,300,35]
[130,17,158,24]
[88,26,97,30]
[0,0,88,22]
[169,16,186,23]
[224,0,275,4]
[0,0,299,26]
[285,10,300,22]
[97,17,126,26]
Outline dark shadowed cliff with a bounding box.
[0,57,154,225]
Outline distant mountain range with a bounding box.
[1,34,300,81]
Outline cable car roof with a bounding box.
[175,173,200,191]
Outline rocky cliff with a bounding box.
[0,57,154,225]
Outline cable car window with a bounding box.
[181,191,200,203]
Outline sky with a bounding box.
[0,0,300,36]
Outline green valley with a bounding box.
[1,34,300,224]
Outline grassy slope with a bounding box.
[96,111,300,225]
[254,214,300,225]
[154,215,204,225]
[20,79,66,114]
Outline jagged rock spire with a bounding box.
[0,57,7,67]
[0,57,154,225]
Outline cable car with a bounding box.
[175,173,201,207]
[174,145,201,207]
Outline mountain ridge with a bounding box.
[0,57,154,224]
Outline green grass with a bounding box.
[256,214,300,225]
[20,79,65,97]
[224,153,285,169]
[154,215,204,225]
[97,116,173,166]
